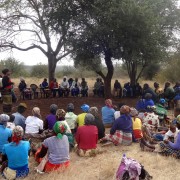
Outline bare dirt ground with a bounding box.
[0,94,179,180]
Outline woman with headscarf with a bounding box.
[130,108,143,141]
[25,107,43,134]
[144,93,155,111]
[75,113,98,157]
[102,105,132,145]
[0,114,12,153]
[1,126,30,179]
[76,104,90,127]
[35,121,70,173]
[65,103,77,134]
[89,107,105,139]
[44,104,58,130]
[101,99,115,128]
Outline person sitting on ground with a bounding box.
[7,115,15,130]
[113,80,122,98]
[114,103,125,120]
[35,121,70,173]
[59,76,70,97]
[93,78,101,97]
[80,78,88,97]
[1,126,30,179]
[101,99,115,128]
[25,107,43,134]
[102,105,132,146]
[130,108,143,141]
[142,83,158,103]
[40,78,49,89]
[13,103,27,130]
[0,114,12,153]
[76,104,90,127]
[70,78,80,97]
[49,78,59,97]
[155,98,168,126]
[44,104,58,130]
[154,82,163,98]
[75,113,98,157]
[144,93,155,111]
[65,103,77,134]
[89,107,105,140]
[164,82,175,109]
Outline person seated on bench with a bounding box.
[80,78,88,97]
[49,78,59,97]
[71,78,80,97]
[59,76,70,97]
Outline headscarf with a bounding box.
[120,105,130,114]
[56,109,66,120]
[89,107,98,117]
[32,107,41,118]
[12,126,24,145]
[105,99,113,108]
[147,105,156,112]
[50,104,58,114]
[53,121,67,139]
[0,114,10,127]
[84,113,95,125]
[159,98,166,105]
[130,107,138,117]
[81,104,90,112]
[67,103,74,112]
[145,93,152,100]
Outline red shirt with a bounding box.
[49,81,58,90]
[76,125,98,150]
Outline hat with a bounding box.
[81,104,90,112]
[18,103,27,109]
[0,114,10,127]
[53,121,67,139]
[130,107,138,117]
[120,105,130,114]
[159,98,166,105]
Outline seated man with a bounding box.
[93,78,101,96]
[80,78,88,97]
[59,76,70,97]
[49,78,59,97]
[70,78,80,97]
[40,78,50,98]
[18,78,31,99]
[123,82,133,97]
[113,80,122,98]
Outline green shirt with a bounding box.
[155,104,167,120]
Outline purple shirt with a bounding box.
[46,114,56,130]
[168,132,180,150]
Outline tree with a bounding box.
[31,63,48,78]
[0,0,76,81]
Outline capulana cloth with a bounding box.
[12,126,24,144]
[105,99,113,108]
[120,105,130,114]
[56,109,66,119]
[53,121,67,139]
[130,108,138,117]
[67,103,74,111]
[81,104,90,112]
[0,114,10,126]
[84,113,95,125]
[32,107,41,117]
[50,104,58,112]
[89,107,98,117]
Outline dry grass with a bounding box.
[25,143,180,180]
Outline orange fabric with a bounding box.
[44,161,70,172]
[133,129,143,139]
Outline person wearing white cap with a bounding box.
[0,114,12,153]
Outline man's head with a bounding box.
[2,69,11,76]
[170,123,176,133]
[143,83,149,90]
[154,82,159,88]
[17,103,27,114]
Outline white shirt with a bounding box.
[114,111,121,120]
[25,116,43,134]
[60,81,69,89]
[164,128,179,140]
[65,112,77,129]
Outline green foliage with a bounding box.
[30,63,48,78]
[0,58,28,77]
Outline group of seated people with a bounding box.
[0,93,180,178]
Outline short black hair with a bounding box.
[9,115,15,122]
[17,106,26,114]
[2,69,9,75]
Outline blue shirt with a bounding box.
[144,99,154,111]
[101,106,115,124]
[0,125,12,152]
[110,114,132,134]
[13,112,26,130]
[2,141,30,169]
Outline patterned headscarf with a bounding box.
[32,107,41,118]
[130,107,138,117]
[56,109,66,120]
[12,126,24,145]
[105,99,113,108]
[0,114,10,127]
[89,107,99,117]
[53,121,67,139]
[120,105,130,114]
[84,113,95,125]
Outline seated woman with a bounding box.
[101,99,115,128]
[44,104,58,130]
[49,78,59,97]
[35,121,70,173]
[102,105,132,146]
[70,78,80,97]
[1,126,30,179]
[144,93,155,111]
[89,107,105,139]
[59,76,70,97]
[0,114,12,153]
[130,108,142,141]
[75,113,98,157]
[65,103,77,134]
[80,78,88,97]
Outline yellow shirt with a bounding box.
[76,113,87,126]
[132,117,142,130]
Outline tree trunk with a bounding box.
[48,54,57,82]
